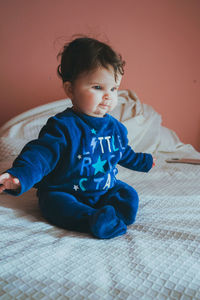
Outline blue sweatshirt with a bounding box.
[6,107,153,196]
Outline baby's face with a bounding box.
[66,66,122,118]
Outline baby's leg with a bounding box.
[38,190,126,239]
[38,190,95,232]
[89,205,127,239]
[98,180,139,225]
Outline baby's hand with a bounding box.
[0,173,21,193]
[152,157,156,168]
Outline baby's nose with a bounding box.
[103,92,111,100]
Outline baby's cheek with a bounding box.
[110,99,118,110]
[86,95,97,108]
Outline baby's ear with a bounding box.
[63,81,73,98]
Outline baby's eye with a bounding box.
[111,87,117,92]
[93,85,102,90]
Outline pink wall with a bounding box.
[1,0,200,151]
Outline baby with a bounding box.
[0,37,155,239]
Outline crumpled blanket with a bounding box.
[117,90,193,154]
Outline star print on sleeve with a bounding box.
[92,156,107,175]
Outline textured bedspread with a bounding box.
[1,152,200,300]
[1,91,200,299]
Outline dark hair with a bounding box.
[57,36,125,84]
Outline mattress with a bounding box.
[1,90,200,299]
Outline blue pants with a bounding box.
[38,180,139,239]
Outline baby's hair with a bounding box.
[57,35,125,84]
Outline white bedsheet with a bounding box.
[0,91,200,299]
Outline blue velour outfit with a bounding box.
[5,107,153,239]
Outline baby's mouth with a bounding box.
[99,103,110,109]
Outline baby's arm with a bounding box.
[4,116,67,196]
[0,173,21,193]
[116,120,155,172]
[119,145,154,172]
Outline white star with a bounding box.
[73,185,79,191]
[77,154,82,160]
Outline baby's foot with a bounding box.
[89,205,127,239]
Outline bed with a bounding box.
[1,90,200,300]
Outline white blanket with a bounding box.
[0,91,200,299]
